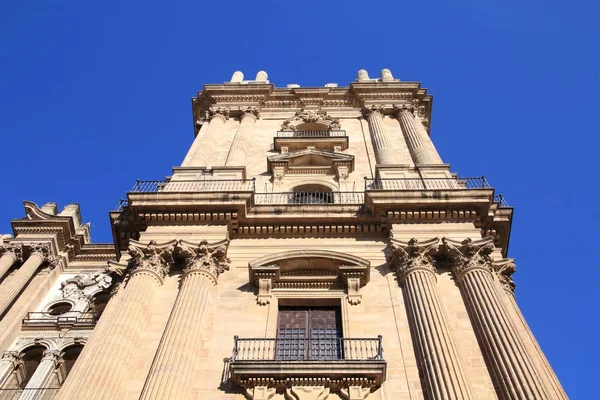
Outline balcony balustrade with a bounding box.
[22,312,97,330]
[276,130,346,138]
[254,191,364,205]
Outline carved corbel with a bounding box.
[285,385,330,400]
[493,258,517,295]
[339,385,371,400]
[335,164,350,181]
[246,385,276,400]
[388,238,439,285]
[346,277,361,305]
[441,237,495,282]
[257,275,274,306]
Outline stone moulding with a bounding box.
[248,250,370,305]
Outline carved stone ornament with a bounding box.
[205,106,230,121]
[285,385,330,400]
[42,349,64,367]
[393,104,416,118]
[1,351,23,368]
[442,237,495,282]
[239,106,260,120]
[175,239,230,281]
[61,271,112,299]
[0,242,23,262]
[127,240,175,280]
[28,243,53,261]
[493,258,517,294]
[361,105,386,119]
[388,238,439,284]
[281,109,341,131]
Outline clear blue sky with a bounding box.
[1,1,598,396]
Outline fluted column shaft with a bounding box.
[183,108,230,167]
[456,267,548,399]
[59,271,161,400]
[396,108,442,165]
[363,108,398,165]
[0,245,21,282]
[502,288,568,399]
[19,350,63,400]
[402,269,474,399]
[0,248,49,317]
[226,109,258,166]
[140,269,215,399]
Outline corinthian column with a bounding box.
[443,238,548,399]
[0,244,54,317]
[494,260,568,400]
[389,238,474,400]
[140,239,229,399]
[0,243,22,281]
[226,106,259,166]
[0,351,23,389]
[19,350,64,400]
[182,107,230,167]
[394,105,442,165]
[362,106,398,165]
[57,240,174,400]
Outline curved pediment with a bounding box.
[281,109,340,131]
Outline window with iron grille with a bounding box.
[277,306,342,360]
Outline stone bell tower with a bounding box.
[0,69,566,399]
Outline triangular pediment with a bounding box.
[267,149,354,175]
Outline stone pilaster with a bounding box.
[494,259,568,400]
[0,351,23,389]
[443,238,549,399]
[389,238,474,400]
[0,243,23,281]
[394,105,442,165]
[225,106,259,166]
[19,350,63,400]
[182,107,230,167]
[57,240,174,400]
[362,106,398,165]
[140,239,230,399]
[0,243,54,317]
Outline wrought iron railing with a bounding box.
[494,194,510,207]
[364,176,490,190]
[254,191,364,205]
[115,198,129,211]
[22,312,97,327]
[276,130,346,138]
[232,336,383,361]
[130,179,256,193]
[0,388,60,399]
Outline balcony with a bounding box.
[254,191,364,205]
[274,130,348,152]
[229,336,386,387]
[22,312,97,331]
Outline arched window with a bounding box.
[19,346,46,388]
[61,344,84,378]
[290,184,333,204]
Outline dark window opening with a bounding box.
[62,344,84,378]
[47,302,73,316]
[92,292,110,318]
[19,346,45,388]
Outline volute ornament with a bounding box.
[393,104,416,118]
[176,239,230,279]
[205,106,230,121]
[493,258,517,293]
[0,242,23,262]
[361,105,386,119]
[127,240,174,280]
[239,106,260,120]
[442,237,495,281]
[388,238,439,283]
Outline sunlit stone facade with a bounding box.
[0,69,567,399]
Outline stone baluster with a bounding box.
[494,260,568,400]
[394,105,442,165]
[0,351,23,389]
[443,238,549,399]
[362,106,398,165]
[389,238,474,400]
[0,243,23,281]
[140,240,230,399]
[0,244,54,317]
[225,107,259,166]
[18,350,63,400]
[182,107,230,167]
[57,240,174,400]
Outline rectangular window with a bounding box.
[277,306,342,360]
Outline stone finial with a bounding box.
[381,68,394,81]
[40,203,58,215]
[230,71,244,83]
[255,71,268,82]
[59,204,82,227]
[357,69,370,81]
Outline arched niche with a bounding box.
[248,250,370,306]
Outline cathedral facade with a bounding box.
[0,69,566,399]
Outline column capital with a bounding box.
[206,106,230,121]
[41,350,64,367]
[28,242,54,261]
[393,104,416,118]
[493,258,517,294]
[442,237,495,281]
[361,105,385,119]
[239,106,260,121]
[2,351,23,369]
[0,242,23,263]
[176,240,230,283]
[127,240,174,282]
[389,238,439,283]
